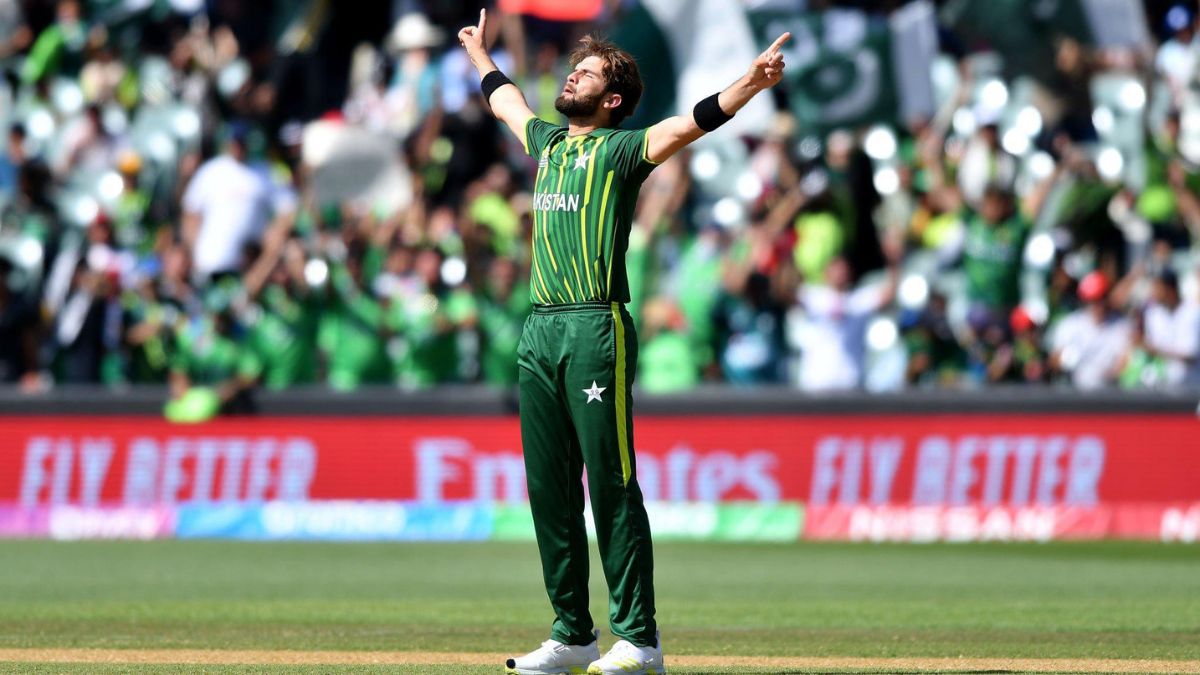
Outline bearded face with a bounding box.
[554,88,605,118]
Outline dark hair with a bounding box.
[568,35,643,126]
[1158,269,1180,293]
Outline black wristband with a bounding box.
[481,70,514,102]
[693,93,733,132]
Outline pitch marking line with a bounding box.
[0,650,1199,673]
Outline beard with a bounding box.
[554,89,604,118]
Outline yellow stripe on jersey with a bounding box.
[597,170,615,293]
[541,192,559,275]
[580,136,605,298]
[570,256,586,301]
[532,142,560,278]
[641,129,662,166]
[610,302,631,485]
[531,225,552,304]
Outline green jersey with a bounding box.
[251,284,321,390]
[170,317,261,386]
[523,118,659,305]
[962,212,1029,310]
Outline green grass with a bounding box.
[0,540,1197,672]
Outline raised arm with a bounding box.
[644,32,790,164]
[458,9,536,148]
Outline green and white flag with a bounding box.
[612,0,773,137]
[941,0,1150,79]
[747,1,938,133]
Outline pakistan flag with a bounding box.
[613,0,937,134]
[748,1,938,133]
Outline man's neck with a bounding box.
[567,114,609,136]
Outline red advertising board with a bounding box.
[3,415,1199,510]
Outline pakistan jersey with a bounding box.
[523,118,659,305]
[962,212,1029,311]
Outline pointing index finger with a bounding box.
[767,32,791,55]
[478,8,487,32]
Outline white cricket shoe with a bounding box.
[505,630,601,675]
[586,633,665,674]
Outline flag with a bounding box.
[747,1,938,134]
[941,0,1150,81]
[611,0,773,138]
[1066,0,1151,49]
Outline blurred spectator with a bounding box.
[712,268,786,386]
[985,306,1048,384]
[902,291,967,387]
[2,159,56,256]
[1118,310,1167,389]
[242,237,322,390]
[168,302,261,416]
[796,256,898,392]
[0,123,27,199]
[1049,272,1130,389]
[111,151,153,252]
[956,123,1017,208]
[52,215,125,383]
[1156,6,1198,104]
[384,246,478,388]
[638,296,698,394]
[0,256,38,386]
[0,0,32,61]
[21,0,96,85]
[321,239,389,391]
[957,185,1029,321]
[121,243,198,385]
[182,124,292,282]
[791,172,847,285]
[478,255,530,387]
[1143,269,1200,387]
[56,104,118,176]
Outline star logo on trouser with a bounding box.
[583,381,606,403]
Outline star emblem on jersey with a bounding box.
[574,152,589,170]
[583,381,606,404]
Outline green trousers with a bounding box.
[517,301,657,647]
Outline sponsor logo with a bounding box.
[19,436,316,506]
[47,506,174,540]
[1162,505,1200,542]
[809,434,1105,507]
[415,438,781,503]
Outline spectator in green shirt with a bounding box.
[243,237,322,390]
[902,292,967,387]
[168,307,261,416]
[21,0,93,84]
[477,255,530,387]
[959,185,1029,318]
[321,239,390,390]
[638,296,698,394]
[384,246,478,388]
[122,277,176,385]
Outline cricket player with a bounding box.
[457,10,788,674]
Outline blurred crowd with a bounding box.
[1,0,1199,409]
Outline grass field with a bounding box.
[0,540,1197,673]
